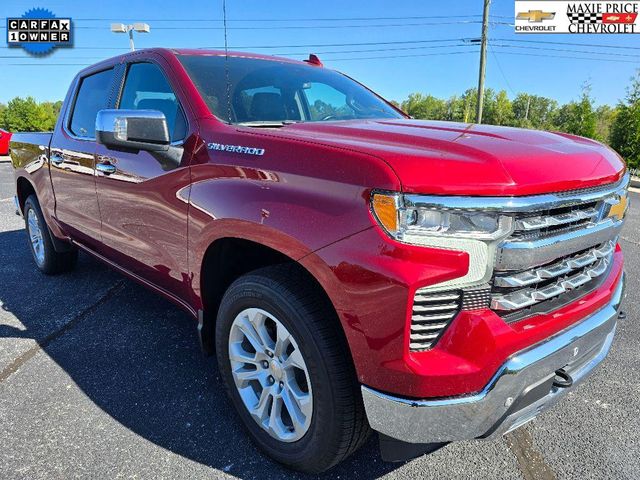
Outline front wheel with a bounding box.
[24,195,77,275]
[215,265,370,473]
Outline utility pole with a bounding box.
[110,23,150,51]
[476,0,491,124]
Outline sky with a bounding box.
[0,0,639,107]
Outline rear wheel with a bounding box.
[24,195,77,274]
[215,265,370,473]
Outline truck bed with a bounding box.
[10,132,52,170]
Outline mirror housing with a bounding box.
[96,109,170,152]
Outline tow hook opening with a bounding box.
[553,368,573,388]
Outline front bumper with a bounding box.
[362,273,625,444]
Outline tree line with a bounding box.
[1,71,639,169]
[0,97,62,133]
[396,70,640,170]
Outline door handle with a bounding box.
[50,153,64,166]
[96,162,117,175]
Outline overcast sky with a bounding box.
[1,0,638,106]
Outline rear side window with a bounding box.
[119,62,187,142]
[69,68,114,138]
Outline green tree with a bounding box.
[553,82,597,138]
[444,95,465,122]
[594,104,618,143]
[484,90,513,126]
[1,96,61,132]
[512,94,558,130]
[610,70,640,169]
[460,88,478,123]
[401,93,447,120]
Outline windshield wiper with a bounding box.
[236,120,300,128]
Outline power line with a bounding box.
[2,37,633,52]
[0,38,477,50]
[3,63,93,66]
[319,51,479,61]
[279,44,476,56]
[492,43,640,59]
[65,20,511,30]
[493,38,640,51]
[203,38,475,49]
[32,14,511,22]
[489,44,517,96]
[5,48,640,66]
[492,50,640,64]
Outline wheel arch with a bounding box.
[197,235,346,359]
[15,175,36,214]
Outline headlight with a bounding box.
[370,192,515,291]
[371,192,513,243]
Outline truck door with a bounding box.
[94,59,192,299]
[49,67,116,247]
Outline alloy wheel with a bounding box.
[228,307,313,442]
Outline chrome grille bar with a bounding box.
[495,220,622,271]
[491,254,612,311]
[494,241,614,288]
[515,207,598,231]
[410,291,462,351]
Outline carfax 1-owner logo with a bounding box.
[6,8,73,55]
[515,1,640,33]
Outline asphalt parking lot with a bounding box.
[1,158,639,479]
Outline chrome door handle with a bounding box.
[96,162,117,175]
[50,153,64,166]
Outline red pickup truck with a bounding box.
[11,48,628,473]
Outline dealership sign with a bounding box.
[515,1,639,33]
[6,8,73,55]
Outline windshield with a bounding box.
[178,55,404,125]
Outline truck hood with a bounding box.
[261,119,625,196]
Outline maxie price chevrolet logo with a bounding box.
[515,1,640,33]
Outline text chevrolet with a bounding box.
[10,49,628,473]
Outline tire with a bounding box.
[24,195,78,275]
[215,264,370,473]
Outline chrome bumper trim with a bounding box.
[361,274,625,444]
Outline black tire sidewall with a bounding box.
[24,195,54,272]
[215,275,344,470]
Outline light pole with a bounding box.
[110,23,150,51]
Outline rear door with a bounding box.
[49,67,116,247]
[94,58,193,299]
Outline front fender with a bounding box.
[186,165,384,307]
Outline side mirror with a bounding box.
[96,109,170,152]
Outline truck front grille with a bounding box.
[491,241,614,316]
[490,175,627,322]
[509,202,599,240]
[407,174,628,350]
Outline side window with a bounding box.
[119,62,187,142]
[69,68,115,138]
[303,82,353,121]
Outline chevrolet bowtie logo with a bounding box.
[607,194,629,221]
[517,10,556,22]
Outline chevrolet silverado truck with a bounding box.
[11,48,628,473]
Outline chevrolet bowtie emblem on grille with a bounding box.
[607,194,629,221]
[516,10,556,22]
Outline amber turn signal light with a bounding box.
[371,193,398,233]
